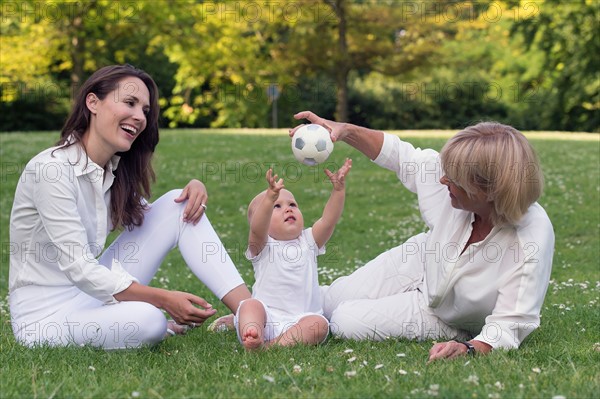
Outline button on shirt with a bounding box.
[373,133,555,349]
[9,143,138,304]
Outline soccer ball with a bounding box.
[291,124,334,166]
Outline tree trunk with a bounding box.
[330,0,350,122]
[336,68,349,123]
[69,4,86,98]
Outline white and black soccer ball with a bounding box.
[291,124,334,166]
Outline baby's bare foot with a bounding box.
[242,326,264,351]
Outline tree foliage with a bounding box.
[508,0,599,131]
[0,0,597,132]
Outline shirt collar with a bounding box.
[107,154,121,173]
[60,140,121,177]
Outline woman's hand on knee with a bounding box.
[162,290,217,326]
[174,179,208,225]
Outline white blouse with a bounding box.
[9,143,137,304]
[373,133,555,349]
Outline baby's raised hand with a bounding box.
[266,168,285,199]
[324,158,352,191]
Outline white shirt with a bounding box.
[374,133,555,349]
[9,143,137,304]
[246,228,325,319]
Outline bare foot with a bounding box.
[166,320,189,336]
[241,326,264,351]
[207,314,235,332]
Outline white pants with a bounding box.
[10,190,244,349]
[323,233,466,341]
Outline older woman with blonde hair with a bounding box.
[291,112,554,362]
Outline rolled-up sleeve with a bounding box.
[474,207,555,349]
[474,259,545,349]
[30,160,137,303]
[372,133,449,229]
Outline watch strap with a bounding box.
[461,341,475,355]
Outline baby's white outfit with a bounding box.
[235,228,328,342]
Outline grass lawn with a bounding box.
[0,129,598,398]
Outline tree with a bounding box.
[144,1,280,127]
[508,0,599,131]
[273,0,488,122]
[0,1,178,129]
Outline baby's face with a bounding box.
[268,189,304,241]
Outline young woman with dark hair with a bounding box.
[9,65,251,349]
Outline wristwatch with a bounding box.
[461,341,476,356]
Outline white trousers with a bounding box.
[323,233,466,341]
[10,190,244,349]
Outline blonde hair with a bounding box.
[247,189,297,223]
[440,122,543,226]
[247,191,266,224]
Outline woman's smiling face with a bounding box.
[84,76,150,165]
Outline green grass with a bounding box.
[1,129,599,398]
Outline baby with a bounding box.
[236,159,352,350]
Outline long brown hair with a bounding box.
[58,64,160,230]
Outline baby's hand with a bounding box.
[266,168,284,200]
[325,158,352,191]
